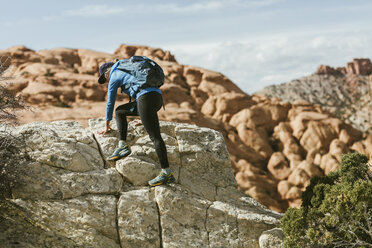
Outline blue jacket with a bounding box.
[105,61,161,121]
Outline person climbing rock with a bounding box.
[97,57,175,186]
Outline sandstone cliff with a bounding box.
[257,59,372,133]
[0,120,282,248]
[1,45,371,212]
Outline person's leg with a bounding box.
[107,101,138,161]
[137,92,169,169]
[115,101,138,141]
[137,92,174,186]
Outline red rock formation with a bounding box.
[114,44,176,62]
[1,44,371,213]
[317,58,372,76]
[316,65,339,75]
[347,58,372,75]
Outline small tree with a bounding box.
[0,56,28,198]
[281,153,372,248]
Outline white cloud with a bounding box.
[260,73,298,83]
[164,29,372,94]
[3,17,33,27]
[158,0,284,12]
[62,0,283,18]
[63,5,124,17]
[311,37,325,48]
[42,15,57,21]
[323,2,372,13]
[237,0,284,8]
[158,2,224,12]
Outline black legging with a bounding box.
[115,91,169,169]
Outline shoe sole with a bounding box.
[107,156,119,161]
[106,151,131,161]
[149,182,164,186]
[149,176,175,187]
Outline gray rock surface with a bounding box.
[10,195,120,247]
[16,121,104,171]
[259,228,284,248]
[12,163,123,200]
[176,124,237,201]
[1,119,283,247]
[118,188,160,248]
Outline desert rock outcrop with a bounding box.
[1,45,371,212]
[0,120,282,247]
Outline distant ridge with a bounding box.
[256,58,372,133]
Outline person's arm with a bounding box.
[98,120,112,135]
[105,79,118,122]
[99,74,118,135]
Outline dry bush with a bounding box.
[0,56,28,198]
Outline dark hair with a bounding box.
[98,62,114,84]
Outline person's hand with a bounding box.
[132,119,142,126]
[98,120,111,136]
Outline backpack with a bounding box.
[117,56,165,90]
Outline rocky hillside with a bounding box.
[0,120,283,247]
[1,45,371,213]
[257,59,372,133]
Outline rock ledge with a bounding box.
[0,119,283,247]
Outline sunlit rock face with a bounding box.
[0,120,282,247]
[1,45,371,212]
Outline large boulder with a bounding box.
[77,48,116,74]
[114,44,177,62]
[37,48,81,68]
[201,92,254,122]
[0,119,282,247]
[230,104,289,132]
[8,195,120,247]
[259,228,284,248]
[300,121,337,153]
[89,118,237,202]
[267,152,291,180]
[16,121,104,171]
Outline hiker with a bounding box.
[97,57,175,186]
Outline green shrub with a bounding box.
[281,153,372,248]
[53,101,71,108]
[43,68,54,77]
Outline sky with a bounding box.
[1,0,372,93]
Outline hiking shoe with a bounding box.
[148,172,175,186]
[106,146,131,161]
